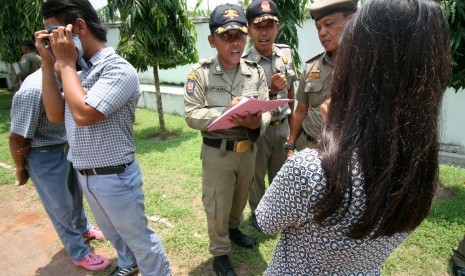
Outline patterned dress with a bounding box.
[255,148,409,275]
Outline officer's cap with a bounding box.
[21,40,35,48]
[209,4,248,35]
[246,0,279,24]
[310,0,358,21]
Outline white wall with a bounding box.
[104,18,324,85]
[440,89,465,149]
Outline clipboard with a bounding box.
[207,97,293,131]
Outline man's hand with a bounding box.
[47,24,78,70]
[270,70,287,95]
[229,111,262,130]
[320,98,331,123]
[15,167,29,186]
[34,30,56,68]
[286,149,294,158]
[16,144,30,157]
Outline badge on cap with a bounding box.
[186,79,195,95]
[308,68,321,80]
[224,9,239,19]
[282,57,289,64]
[261,1,271,12]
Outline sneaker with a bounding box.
[109,265,139,276]
[229,228,256,248]
[213,255,236,276]
[83,226,105,241]
[73,252,110,271]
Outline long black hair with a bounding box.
[316,0,451,239]
[42,0,107,42]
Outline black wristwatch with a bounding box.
[284,142,295,151]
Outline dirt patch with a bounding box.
[0,184,116,276]
[433,184,454,201]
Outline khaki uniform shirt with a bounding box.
[184,56,271,141]
[17,51,42,81]
[242,44,297,121]
[296,52,334,139]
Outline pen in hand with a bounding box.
[226,90,236,98]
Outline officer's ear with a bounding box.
[275,21,280,31]
[208,35,216,48]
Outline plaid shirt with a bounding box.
[66,47,141,169]
[10,70,66,148]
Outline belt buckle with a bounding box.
[234,140,252,153]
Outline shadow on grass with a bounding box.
[133,124,199,156]
[427,184,465,225]
[188,245,269,276]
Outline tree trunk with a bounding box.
[6,62,19,92]
[153,65,166,136]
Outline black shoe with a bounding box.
[213,255,237,276]
[251,214,261,232]
[454,265,465,276]
[229,228,256,248]
[109,265,139,276]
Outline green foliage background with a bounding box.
[439,0,465,91]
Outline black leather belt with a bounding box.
[303,131,317,143]
[203,137,252,153]
[270,118,286,126]
[78,161,134,176]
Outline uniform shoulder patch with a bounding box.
[185,79,195,95]
[305,51,325,63]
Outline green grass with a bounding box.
[1,88,465,275]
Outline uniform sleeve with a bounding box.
[84,60,139,117]
[255,149,324,234]
[17,55,32,81]
[184,67,225,131]
[246,66,271,141]
[10,89,41,139]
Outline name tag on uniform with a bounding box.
[207,86,227,92]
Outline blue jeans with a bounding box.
[26,143,90,260]
[77,160,171,275]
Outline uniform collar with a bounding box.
[87,47,115,69]
[323,51,335,67]
[212,56,253,76]
[246,44,282,63]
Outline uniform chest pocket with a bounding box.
[304,81,324,93]
[304,80,328,108]
[205,91,231,107]
[242,81,259,98]
[242,89,259,98]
